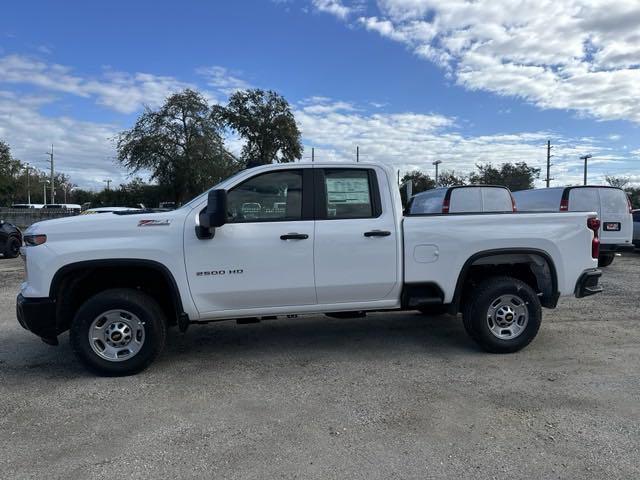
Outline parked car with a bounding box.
[11,203,44,209]
[1,220,22,258]
[43,203,82,212]
[633,209,640,249]
[513,186,633,267]
[81,207,142,215]
[406,185,516,215]
[17,163,603,375]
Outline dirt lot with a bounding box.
[1,254,639,480]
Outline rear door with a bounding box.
[598,188,633,246]
[313,167,399,304]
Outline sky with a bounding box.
[1,0,639,190]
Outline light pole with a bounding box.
[25,163,31,204]
[45,145,55,204]
[432,160,442,185]
[580,154,592,186]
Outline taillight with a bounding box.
[442,198,450,214]
[587,218,600,259]
[626,194,633,214]
[560,197,569,211]
[24,234,47,246]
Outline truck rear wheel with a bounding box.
[70,289,167,376]
[462,276,541,353]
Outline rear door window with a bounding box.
[482,188,513,212]
[449,188,482,213]
[568,188,599,212]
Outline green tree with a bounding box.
[437,170,467,187]
[469,162,540,191]
[214,89,303,168]
[401,170,436,194]
[117,89,240,204]
[0,141,24,205]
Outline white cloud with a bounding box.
[196,66,252,95]
[296,97,639,186]
[0,91,127,190]
[322,0,640,124]
[0,55,196,114]
[312,0,353,19]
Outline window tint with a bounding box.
[633,212,640,222]
[227,170,303,222]
[449,188,482,213]
[324,169,374,219]
[408,189,446,214]
[568,188,599,212]
[599,188,627,213]
[482,187,513,212]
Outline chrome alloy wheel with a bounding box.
[88,310,145,362]
[486,294,529,340]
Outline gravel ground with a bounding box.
[1,253,639,479]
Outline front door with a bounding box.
[184,168,316,315]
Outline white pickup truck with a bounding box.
[17,163,603,375]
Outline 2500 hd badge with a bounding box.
[196,269,244,276]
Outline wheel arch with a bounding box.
[451,248,559,312]
[50,259,185,334]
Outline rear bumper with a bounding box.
[574,269,603,298]
[16,294,58,342]
[600,243,635,253]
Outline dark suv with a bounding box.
[1,220,22,258]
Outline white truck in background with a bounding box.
[17,162,603,375]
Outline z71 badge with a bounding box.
[138,219,171,227]
[197,269,244,276]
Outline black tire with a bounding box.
[598,253,615,267]
[70,288,167,376]
[462,276,541,353]
[4,236,21,258]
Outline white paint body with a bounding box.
[21,163,598,321]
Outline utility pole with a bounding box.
[25,163,31,204]
[356,145,359,163]
[103,179,112,191]
[45,144,54,204]
[545,140,553,188]
[580,154,592,186]
[432,160,442,185]
[42,180,47,205]
[311,148,315,163]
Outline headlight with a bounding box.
[24,234,47,246]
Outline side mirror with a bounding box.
[196,189,227,239]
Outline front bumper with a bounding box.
[600,243,635,253]
[16,294,58,343]
[574,269,603,298]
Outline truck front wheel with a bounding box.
[462,277,541,353]
[70,289,167,376]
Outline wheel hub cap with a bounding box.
[89,310,145,362]
[487,294,529,340]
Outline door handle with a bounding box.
[280,233,309,240]
[364,230,391,237]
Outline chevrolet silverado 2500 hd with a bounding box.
[17,163,603,375]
